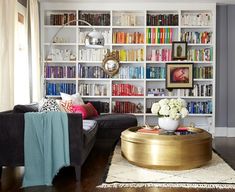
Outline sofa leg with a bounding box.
[0,166,2,179]
[74,165,81,181]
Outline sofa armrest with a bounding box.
[67,113,83,165]
[0,112,84,167]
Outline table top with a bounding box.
[121,126,212,143]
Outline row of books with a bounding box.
[45,66,76,78]
[146,14,178,26]
[78,48,108,61]
[49,13,76,25]
[179,84,213,97]
[78,65,109,78]
[112,101,137,113]
[187,48,212,61]
[181,13,212,26]
[112,84,144,96]
[147,88,165,96]
[79,31,111,44]
[113,66,144,79]
[47,49,76,61]
[146,28,176,44]
[115,14,137,26]
[78,13,110,26]
[194,66,213,79]
[78,84,108,96]
[181,31,212,44]
[115,48,144,61]
[112,32,144,44]
[187,101,212,114]
[46,83,76,96]
[146,67,165,79]
[148,48,172,61]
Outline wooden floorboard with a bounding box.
[0,137,235,192]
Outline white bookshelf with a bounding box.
[40,2,216,134]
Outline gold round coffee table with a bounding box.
[121,126,212,170]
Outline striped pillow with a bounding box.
[60,100,73,113]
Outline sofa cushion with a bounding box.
[13,103,39,113]
[72,103,98,119]
[39,99,61,112]
[90,114,137,140]
[60,92,84,105]
[82,120,98,146]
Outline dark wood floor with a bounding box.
[0,137,235,192]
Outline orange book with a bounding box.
[137,128,160,134]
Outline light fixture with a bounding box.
[50,19,105,48]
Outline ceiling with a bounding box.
[38,0,235,4]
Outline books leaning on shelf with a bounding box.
[113,66,144,79]
[78,64,109,78]
[78,48,108,61]
[181,31,212,44]
[112,101,138,113]
[147,13,178,26]
[146,28,176,44]
[49,12,76,25]
[187,101,212,114]
[46,82,76,96]
[114,48,144,61]
[188,47,213,61]
[78,12,110,26]
[112,84,144,96]
[45,66,76,78]
[181,13,212,26]
[148,48,172,61]
[194,66,213,79]
[78,84,108,96]
[112,32,144,44]
[146,66,165,79]
[179,83,212,97]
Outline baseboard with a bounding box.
[215,127,227,137]
[215,127,235,137]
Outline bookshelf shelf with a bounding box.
[43,61,77,63]
[40,3,216,134]
[180,26,213,29]
[44,43,77,46]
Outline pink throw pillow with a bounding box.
[72,103,98,119]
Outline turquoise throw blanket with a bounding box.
[23,112,70,187]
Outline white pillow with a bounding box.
[60,92,84,105]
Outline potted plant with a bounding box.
[151,98,189,132]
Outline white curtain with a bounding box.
[28,0,41,102]
[0,0,17,111]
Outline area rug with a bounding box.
[97,144,235,189]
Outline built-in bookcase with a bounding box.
[40,3,216,134]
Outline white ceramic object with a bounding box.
[158,117,179,132]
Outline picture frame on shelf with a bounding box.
[172,41,187,60]
[166,63,193,89]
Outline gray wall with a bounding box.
[216,5,235,127]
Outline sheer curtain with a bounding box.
[0,0,17,111]
[28,0,41,102]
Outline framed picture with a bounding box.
[172,41,187,60]
[166,63,193,89]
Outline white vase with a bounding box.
[158,117,179,132]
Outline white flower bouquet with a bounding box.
[151,98,189,120]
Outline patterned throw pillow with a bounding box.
[60,92,84,105]
[72,103,98,119]
[60,100,73,113]
[39,99,61,112]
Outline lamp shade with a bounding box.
[85,29,105,48]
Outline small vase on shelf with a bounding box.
[158,117,179,132]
